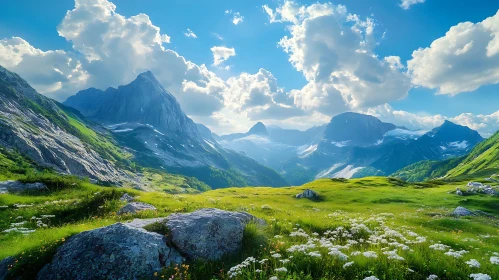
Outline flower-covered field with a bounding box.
[1,177,498,279]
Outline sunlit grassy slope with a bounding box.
[0,177,498,279]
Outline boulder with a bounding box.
[0,257,14,280]
[117,202,156,215]
[296,189,319,199]
[0,180,46,194]
[455,188,463,196]
[37,223,183,280]
[125,218,166,229]
[119,193,135,202]
[453,206,475,217]
[165,208,264,261]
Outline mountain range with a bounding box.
[64,71,287,189]
[1,65,496,190]
[219,112,484,185]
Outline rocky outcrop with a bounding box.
[296,189,320,199]
[453,206,475,217]
[165,208,264,261]
[119,193,135,202]
[0,180,46,194]
[117,202,156,215]
[37,223,183,280]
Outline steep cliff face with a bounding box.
[0,65,132,184]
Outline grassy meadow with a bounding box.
[0,176,498,279]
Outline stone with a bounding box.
[119,193,135,202]
[0,180,46,194]
[295,189,320,199]
[453,206,475,217]
[37,223,183,280]
[0,257,14,280]
[455,188,463,196]
[125,218,166,229]
[165,208,265,261]
[117,202,156,215]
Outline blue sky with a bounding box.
[1,0,499,135]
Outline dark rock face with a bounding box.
[322,112,396,146]
[37,223,183,280]
[165,208,264,261]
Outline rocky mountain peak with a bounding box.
[248,122,268,136]
[426,120,483,143]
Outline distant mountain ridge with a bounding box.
[63,71,287,188]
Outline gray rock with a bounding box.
[125,218,166,229]
[0,180,46,193]
[455,188,463,196]
[0,257,14,280]
[453,206,475,217]
[165,208,264,261]
[296,189,319,199]
[37,223,183,280]
[117,202,156,215]
[119,193,135,202]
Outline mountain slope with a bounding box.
[390,157,464,182]
[445,130,499,178]
[64,72,287,188]
[0,65,135,184]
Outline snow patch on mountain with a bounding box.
[298,144,318,158]
[332,165,364,179]
[315,163,344,178]
[448,140,468,149]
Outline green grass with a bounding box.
[0,177,498,279]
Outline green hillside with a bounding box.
[391,157,463,182]
[1,176,497,279]
[446,131,499,178]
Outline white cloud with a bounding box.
[210,46,236,66]
[408,10,499,95]
[399,0,425,10]
[225,10,244,25]
[365,104,499,137]
[232,12,244,25]
[0,0,226,117]
[213,33,224,41]
[184,28,197,39]
[266,1,411,115]
[0,37,88,100]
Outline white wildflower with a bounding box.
[271,253,282,259]
[466,259,481,268]
[343,261,354,268]
[274,267,287,273]
[427,274,438,280]
[363,276,379,280]
[469,273,491,280]
[429,243,450,251]
[308,251,321,257]
[280,259,290,264]
[269,277,279,280]
[490,256,499,265]
[363,251,378,258]
[445,249,468,258]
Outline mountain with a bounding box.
[64,72,287,188]
[217,122,326,171]
[280,113,484,185]
[322,112,396,146]
[444,130,499,178]
[0,65,134,184]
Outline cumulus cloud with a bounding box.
[264,1,411,115]
[0,37,88,100]
[224,68,304,120]
[408,10,499,95]
[365,104,499,137]
[399,0,425,10]
[184,28,197,38]
[0,0,226,117]
[210,46,236,66]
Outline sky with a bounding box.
[1,0,499,136]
